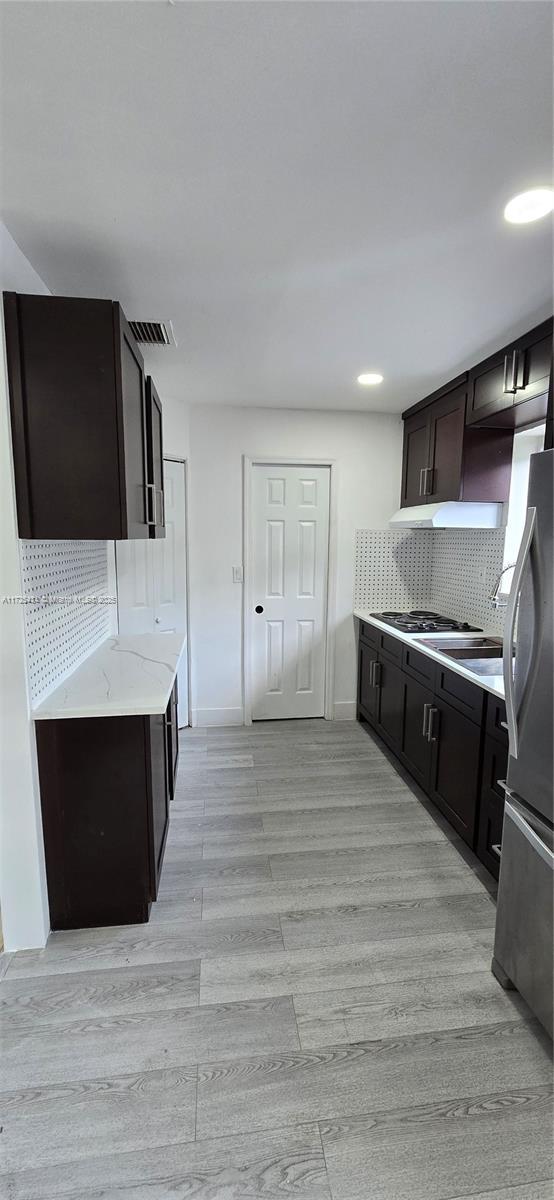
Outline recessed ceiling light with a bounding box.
[357,372,383,386]
[504,188,554,224]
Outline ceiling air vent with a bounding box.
[129,319,177,347]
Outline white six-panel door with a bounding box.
[250,464,330,720]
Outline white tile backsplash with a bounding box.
[354,528,505,634]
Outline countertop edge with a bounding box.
[353,611,505,701]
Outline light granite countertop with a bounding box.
[32,632,187,720]
[354,611,505,701]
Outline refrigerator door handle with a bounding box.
[505,799,554,868]
[503,506,536,760]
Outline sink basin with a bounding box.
[460,658,505,677]
[421,637,504,660]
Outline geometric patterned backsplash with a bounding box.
[430,529,506,635]
[354,530,432,612]
[19,541,114,706]
[354,527,506,635]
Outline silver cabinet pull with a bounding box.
[419,468,425,497]
[374,662,382,689]
[512,348,521,392]
[503,506,536,759]
[500,721,508,731]
[145,483,157,525]
[159,488,165,527]
[427,706,439,742]
[502,354,510,394]
[491,843,502,860]
[422,702,432,738]
[369,661,375,687]
[424,466,434,496]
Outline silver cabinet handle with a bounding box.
[422,702,432,738]
[424,466,434,496]
[145,483,157,526]
[503,506,536,759]
[491,843,502,860]
[419,468,425,497]
[159,488,165,527]
[373,662,382,689]
[502,354,510,394]
[369,662,375,687]
[427,706,439,742]
[512,348,521,392]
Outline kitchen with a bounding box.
[0,3,553,1199]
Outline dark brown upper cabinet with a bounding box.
[466,318,553,428]
[400,377,513,508]
[3,292,164,540]
[145,377,165,538]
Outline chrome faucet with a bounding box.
[489,562,517,609]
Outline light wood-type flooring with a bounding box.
[1,719,552,1199]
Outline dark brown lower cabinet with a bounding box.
[357,623,505,873]
[399,673,433,790]
[427,699,482,846]
[476,735,508,880]
[358,638,379,725]
[36,708,171,930]
[165,679,180,801]
[374,656,404,752]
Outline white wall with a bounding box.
[0,224,50,950]
[187,405,402,725]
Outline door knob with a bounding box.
[155,617,161,624]
[255,605,264,614]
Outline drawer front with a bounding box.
[402,644,436,688]
[485,693,508,746]
[476,790,504,881]
[359,620,379,648]
[379,631,403,665]
[435,664,485,725]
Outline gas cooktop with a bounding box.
[370,610,482,634]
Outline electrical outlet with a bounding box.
[233,565,244,583]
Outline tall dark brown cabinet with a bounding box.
[3,292,165,540]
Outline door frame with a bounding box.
[163,455,192,729]
[242,455,338,725]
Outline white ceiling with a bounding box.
[1,1,552,412]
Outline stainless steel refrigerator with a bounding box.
[493,447,553,1037]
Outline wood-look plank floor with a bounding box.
[1,718,552,1199]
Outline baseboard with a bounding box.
[333,700,356,721]
[192,706,244,727]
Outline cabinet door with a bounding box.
[399,674,433,790]
[400,410,430,507]
[171,678,179,785]
[4,293,123,539]
[476,735,508,880]
[467,349,514,425]
[145,376,165,538]
[467,320,552,427]
[148,712,170,897]
[428,699,482,845]
[165,680,179,800]
[115,306,149,539]
[427,385,466,503]
[358,639,379,724]
[375,657,404,751]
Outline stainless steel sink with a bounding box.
[421,636,504,661]
[459,658,505,677]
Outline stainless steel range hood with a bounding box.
[389,501,504,529]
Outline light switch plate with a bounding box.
[233,565,244,583]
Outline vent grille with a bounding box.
[129,319,176,347]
